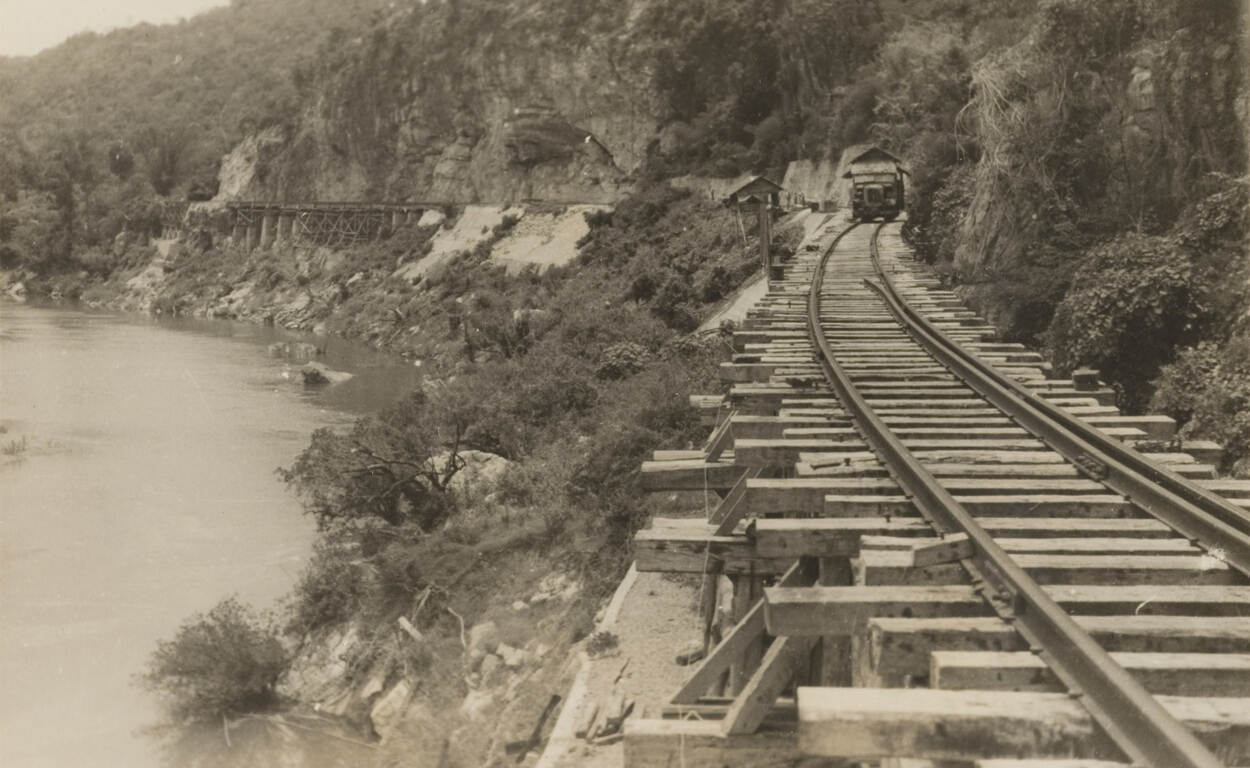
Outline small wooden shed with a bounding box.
[726,176,784,208]
[727,176,785,279]
[842,146,908,180]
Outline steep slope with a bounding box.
[0,0,391,193]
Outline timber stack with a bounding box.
[625,216,1250,767]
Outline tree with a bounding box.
[107,140,135,180]
[279,386,481,541]
[27,129,98,264]
[140,598,286,724]
[135,123,193,196]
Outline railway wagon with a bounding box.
[845,146,906,221]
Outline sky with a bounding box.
[0,0,229,57]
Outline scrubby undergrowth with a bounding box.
[139,184,764,764]
[870,0,1248,470]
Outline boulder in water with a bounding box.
[301,362,352,387]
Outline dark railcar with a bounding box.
[844,147,906,222]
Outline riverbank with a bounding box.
[0,301,394,768]
[5,185,778,766]
[1,202,611,374]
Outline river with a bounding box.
[0,301,421,768]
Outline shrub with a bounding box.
[288,541,368,633]
[1047,232,1201,409]
[1152,336,1250,474]
[140,598,286,724]
[595,341,648,380]
[585,630,619,657]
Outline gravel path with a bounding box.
[543,569,702,768]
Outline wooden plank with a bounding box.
[862,536,1199,556]
[822,494,1136,519]
[857,550,1235,587]
[641,459,743,491]
[747,479,1113,515]
[671,560,812,704]
[767,585,1250,637]
[909,533,974,567]
[622,719,800,768]
[765,586,992,636]
[633,526,791,575]
[796,687,1250,760]
[712,466,764,535]
[721,635,815,735]
[861,616,1250,686]
[932,650,1250,696]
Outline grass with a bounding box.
[2,435,28,456]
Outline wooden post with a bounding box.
[231,223,247,249]
[391,209,405,232]
[246,221,261,252]
[277,212,294,243]
[728,575,766,695]
[259,211,276,249]
[758,200,770,273]
[815,557,852,686]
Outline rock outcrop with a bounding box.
[211,2,662,206]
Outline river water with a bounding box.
[0,301,421,768]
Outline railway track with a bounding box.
[626,218,1250,767]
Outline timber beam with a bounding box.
[766,585,1250,638]
[795,687,1250,761]
[857,615,1250,688]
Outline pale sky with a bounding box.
[0,0,229,57]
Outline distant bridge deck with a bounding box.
[222,201,448,249]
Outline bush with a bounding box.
[140,598,286,724]
[1152,336,1250,474]
[1047,232,1201,409]
[595,341,648,380]
[288,541,368,633]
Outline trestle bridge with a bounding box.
[627,219,1250,767]
[224,201,446,249]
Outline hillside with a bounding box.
[0,0,391,196]
[0,0,1248,765]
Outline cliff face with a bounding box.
[222,0,663,205]
[953,3,1246,279]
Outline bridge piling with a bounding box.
[260,212,277,249]
[277,212,294,244]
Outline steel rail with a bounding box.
[864,234,1250,575]
[806,223,1223,768]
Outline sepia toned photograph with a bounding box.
[1,1,1248,766]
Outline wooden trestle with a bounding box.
[625,218,1250,766]
[225,201,441,248]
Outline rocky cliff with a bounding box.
[219,1,663,205]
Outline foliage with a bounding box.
[637,0,888,174]
[277,183,738,642]
[596,341,648,380]
[278,387,476,541]
[140,598,286,724]
[1153,337,1250,475]
[287,540,369,633]
[1047,232,1200,409]
[585,630,619,657]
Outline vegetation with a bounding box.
[3,0,1242,751]
[0,0,390,275]
[140,598,286,725]
[848,0,1247,467]
[276,186,744,641]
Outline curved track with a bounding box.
[629,218,1250,768]
[811,223,1238,767]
